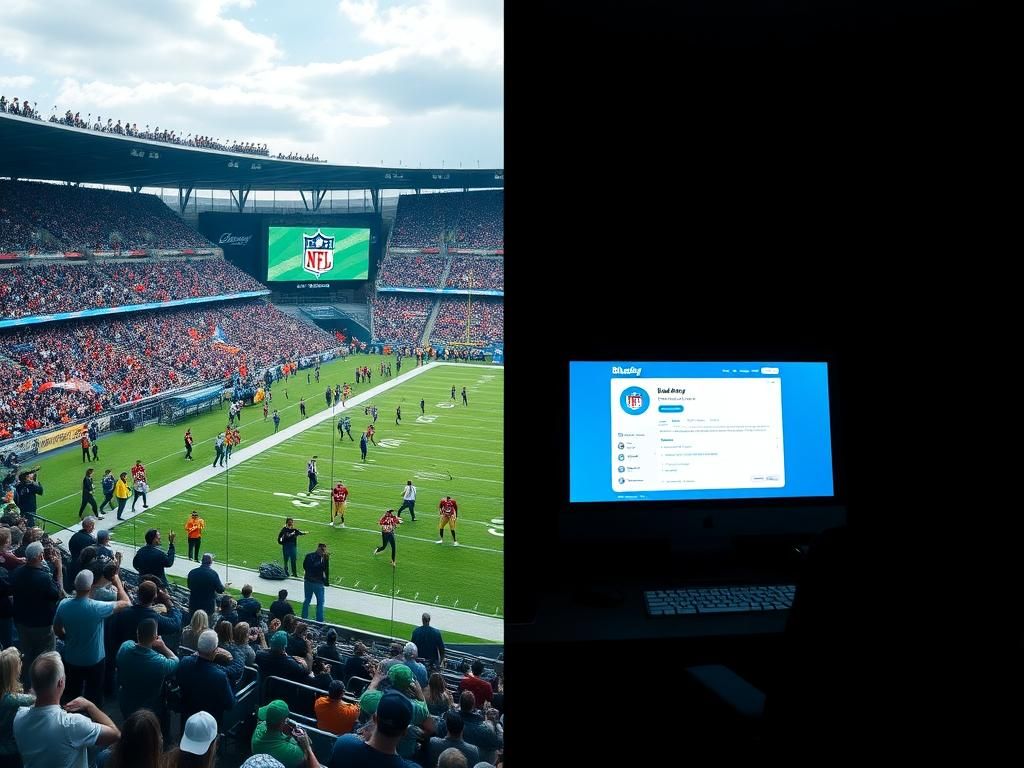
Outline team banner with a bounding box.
[36,422,89,453]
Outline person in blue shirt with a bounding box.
[343,416,354,441]
[115,618,180,727]
[53,568,130,705]
[187,553,226,619]
[174,629,236,729]
[273,410,281,433]
[98,469,116,515]
[328,692,419,768]
[92,529,114,560]
[132,529,175,586]
[301,543,330,623]
[360,432,368,462]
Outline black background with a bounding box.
[502,1,1019,762]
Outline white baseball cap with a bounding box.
[180,711,218,755]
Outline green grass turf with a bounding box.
[26,355,504,631]
[165,575,492,645]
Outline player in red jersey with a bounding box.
[330,481,349,528]
[130,458,149,511]
[373,508,401,565]
[366,423,377,446]
[436,495,459,546]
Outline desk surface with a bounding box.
[507,587,789,644]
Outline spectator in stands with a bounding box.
[0,646,33,760]
[412,612,446,670]
[95,708,165,768]
[52,568,129,705]
[11,540,63,687]
[424,672,455,716]
[164,710,219,768]
[378,643,405,675]
[458,661,494,708]
[445,691,500,766]
[175,629,236,729]
[342,641,375,684]
[0,526,25,574]
[311,658,334,692]
[94,529,114,560]
[437,748,470,768]
[231,622,260,666]
[215,620,246,689]
[250,699,322,768]
[89,558,119,601]
[115,617,178,729]
[315,679,358,735]
[14,473,41,529]
[68,515,97,562]
[316,628,342,666]
[401,642,427,687]
[328,691,417,768]
[187,553,225,619]
[383,664,435,760]
[132,528,175,586]
[428,712,481,768]
[216,594,239,626]
[108,580,182,667]
[270,589,295,622]
[13,652,120,766]
[237,584,263,626]
[256,630,312,685]
[181,609,209,650]
[241,756,286,768]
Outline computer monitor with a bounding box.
[566,360,845,556]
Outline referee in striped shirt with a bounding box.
[307,456,319,495]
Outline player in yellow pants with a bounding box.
[435,495,459,546]
[330,481,348,527]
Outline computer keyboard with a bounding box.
[644,585,796,616]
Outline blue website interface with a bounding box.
[569,362,834,503]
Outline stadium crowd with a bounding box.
[377,255,446,289]
[0,516,503,768]
[452,191,503,249]
[445,258,503,291]
[0,259,266,319]
[1,94,323,161]
[0,181,214,253]
[388,191,504,251]
[371,295,435,345]
[0,301,338,439]
[431,299,504,346]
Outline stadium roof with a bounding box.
[0,113,503,193]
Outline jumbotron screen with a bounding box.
[266,226,370,281]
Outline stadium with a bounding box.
[0,12,504,763]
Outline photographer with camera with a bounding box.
[250,699,322,768]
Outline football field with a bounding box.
[24,356,504,635]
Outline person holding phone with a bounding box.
[250,699,322,767]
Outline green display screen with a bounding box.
[266,226,370,281]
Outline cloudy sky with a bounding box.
[0,0,503,169]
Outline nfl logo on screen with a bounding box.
[303,229,335,279]
[626,392,644,410]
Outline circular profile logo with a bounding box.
[619,387,650,416]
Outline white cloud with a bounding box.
[339,0,503,70]
[0,75,35,90]
[0,1,502,165]
[0,0,281,82]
